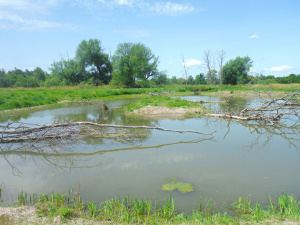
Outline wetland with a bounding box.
[1,92,300,223]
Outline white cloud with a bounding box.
[0,0,61,11]
[182,59,202,67]
[113,28,150,37]
[0,11,76,30]
[149,2,194,15]
[90,0,195,15]
[269,65,293,72]
[249,34,259,39]
[114,0,134,6]
[167,62,173,65]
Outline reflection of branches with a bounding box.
[207,117,300,155]
[0,145,22,176]
[0,143,113,176]
[0,136,213,176]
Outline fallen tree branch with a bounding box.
[205,90,300,123]
[0,121,215,143]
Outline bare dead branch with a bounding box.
[206,90,300,123]
[0,121,215,144]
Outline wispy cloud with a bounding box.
[249,34,259,39]
[0,0,61,12]
[149,2,194,15]
[113,28,150,37]
[78,0,196,15]
[0,11,76,30]
[182,59,202,67]
[167,62,173,65]
[267,65,293,72]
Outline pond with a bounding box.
[1,95,300,213]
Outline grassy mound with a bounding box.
[123,95,206,114]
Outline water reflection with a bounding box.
[1,96,300,212]
[205,117,300,152]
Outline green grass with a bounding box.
[123,95,205,114]
[3,190,300,224]
[1,84,299,112]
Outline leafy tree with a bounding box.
[76,39,112,85]
[194,73,206,84]
[33,67,46,84]
[153,71,167,85]
[176,78,185,85]
[111,42,159,87]
[187,75,194,85]
[222,56,253,85]
[49,59,84,85]
[170,76,177,84]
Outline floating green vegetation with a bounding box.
[162,177,194,193]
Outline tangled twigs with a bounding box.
[206,90,300,123]
[0,122,215,144]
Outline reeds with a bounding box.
[9,189,300,224]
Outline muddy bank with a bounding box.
[0,206,107,224]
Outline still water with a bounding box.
[1,96,300,212]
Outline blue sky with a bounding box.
[0,0,299,78]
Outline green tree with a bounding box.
[33,67,46,84]
[153,71,167,85]
[187,75,194,85]
[171,76,177,84]
[222,56,253,85]
[111,42,159,87]
[49,59,84,85]
[76,39,112,85]
[194,73,206,84]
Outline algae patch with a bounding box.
[162,177,194,193]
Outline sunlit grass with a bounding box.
[4,190,300,224]
[1,84,299,111]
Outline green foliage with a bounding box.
[222,56,253,85]
[123,95,201,113]
[187,75,194,85]
[11,189,300,224]
[152,71,168,85]
[111,42,159,87]
[76,39,112,85]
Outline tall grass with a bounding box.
[9,190,300,224]
[1,84,299,111]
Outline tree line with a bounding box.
[0,39,297,88]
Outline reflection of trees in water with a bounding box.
[0,136,212,176]
[54,108,159,127]
[205,117,300,154]
[205,97,252,114]
[0,143,113,176]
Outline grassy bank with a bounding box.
[1,84,299,113]
[1,190,300,224]
[123,95,207,116]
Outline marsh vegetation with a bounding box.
[1,88,300,224]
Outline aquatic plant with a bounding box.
[162,177,194,193]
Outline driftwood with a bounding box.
[0,121,215,144]
[206,90,300,124]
